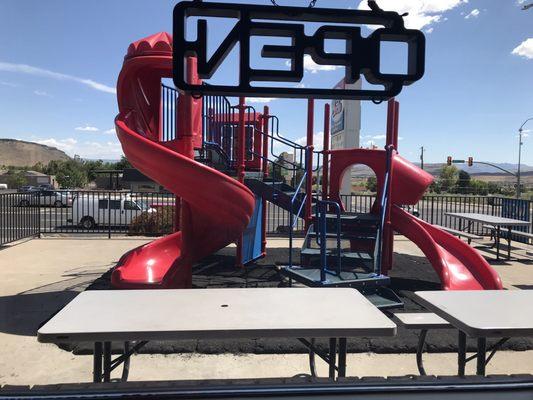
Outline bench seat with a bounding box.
[437,226,483,240]
[394,313,451,330]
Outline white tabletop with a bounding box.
[445,213,530,227]
[38,288,396,343]
[413,291,533,337]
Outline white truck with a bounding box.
[69,195,155,229]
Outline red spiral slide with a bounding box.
[111,33,255,289]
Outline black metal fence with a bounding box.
[1,191,531,245]
[0,193,40,246]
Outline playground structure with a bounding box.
[111,31,502,303]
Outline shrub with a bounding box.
[129,205,175,236]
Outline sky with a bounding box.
[0,0,532,166]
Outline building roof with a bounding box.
[122,168,154,183]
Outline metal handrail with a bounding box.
[288,171,307,268]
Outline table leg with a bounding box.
[496,227,501,260]
[477,338,487,376]
[93,342,103,383]
[328,338,337,380]
[457,331,467,377]
[103,342,112,382]
[416,329,428,376]
[337,338,347,379]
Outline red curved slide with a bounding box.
[391,205,502,290]
[111,33,255,288]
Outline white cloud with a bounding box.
[464,9,480,19]
[357,0,468,30]
[295,132,325,151]
[34,90,52,97]
[37,138,78,153]
[0,62,116,94]
[294,83,306,88]
[247,97,276,103]
[425,27,434,34]
[285,55,340,74]
[0,80,18,87]
[34,137,123,159]
[512,38,533,59]
[75,125,99,132]
[104,128,116,135]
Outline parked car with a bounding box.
[18,185,39,193]
[0,184,7,190]
[18,190,73,207]
[38,184,55,191]
[69,195,155,229]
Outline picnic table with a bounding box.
[414,290,533,376]
[445,212,531,260]
[38,288,396,382]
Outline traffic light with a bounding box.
[447,156,452,166]
[468,157,474,167]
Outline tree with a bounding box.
[457,170,471,194]
[470,179,489,196]
[114,156,132,170]
[53,160,88,188]
[439,165,459,193]
[6,170,27,189]
[365,176,377,192]
[84,159,105,182]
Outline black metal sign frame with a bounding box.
[173,1,425,100]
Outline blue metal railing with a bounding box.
[288,147,312,268]
[315,200,342,283]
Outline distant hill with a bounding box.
[0,139,70,167]
[352,162,533,180]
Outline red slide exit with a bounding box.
[111,33,255,288]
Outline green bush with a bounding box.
[129,205,175,236]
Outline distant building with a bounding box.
[122,168,167,192]
[0,170,57,189]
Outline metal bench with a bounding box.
[484,225,533,244]
[437,226,483,244]
[394,313,452,376]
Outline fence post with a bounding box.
[108,191,112,239]
[37,200,41,239]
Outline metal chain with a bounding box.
[270,0,319,7]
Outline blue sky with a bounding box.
[0,0,531,165]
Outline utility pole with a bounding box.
[420,146,425,170]
[517,117,533,198]
[517,130,523,199]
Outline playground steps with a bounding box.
[281,209,403,309]
[244,178,305,216]
[194,142,233,173]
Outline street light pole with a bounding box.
[517,117,533,199]
[420,146,425,170]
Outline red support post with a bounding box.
[305,99,315,229]
[235,96,247,268]
[322,103,331,201]
[385,98,396,148]
[392,100,400,149]
[261,106,270,255]
[382,98,400,274]
[173,57,198,232]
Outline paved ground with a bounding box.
[1,236,532,385]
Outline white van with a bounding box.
[0,184,7,190]
[69,195,155,229]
